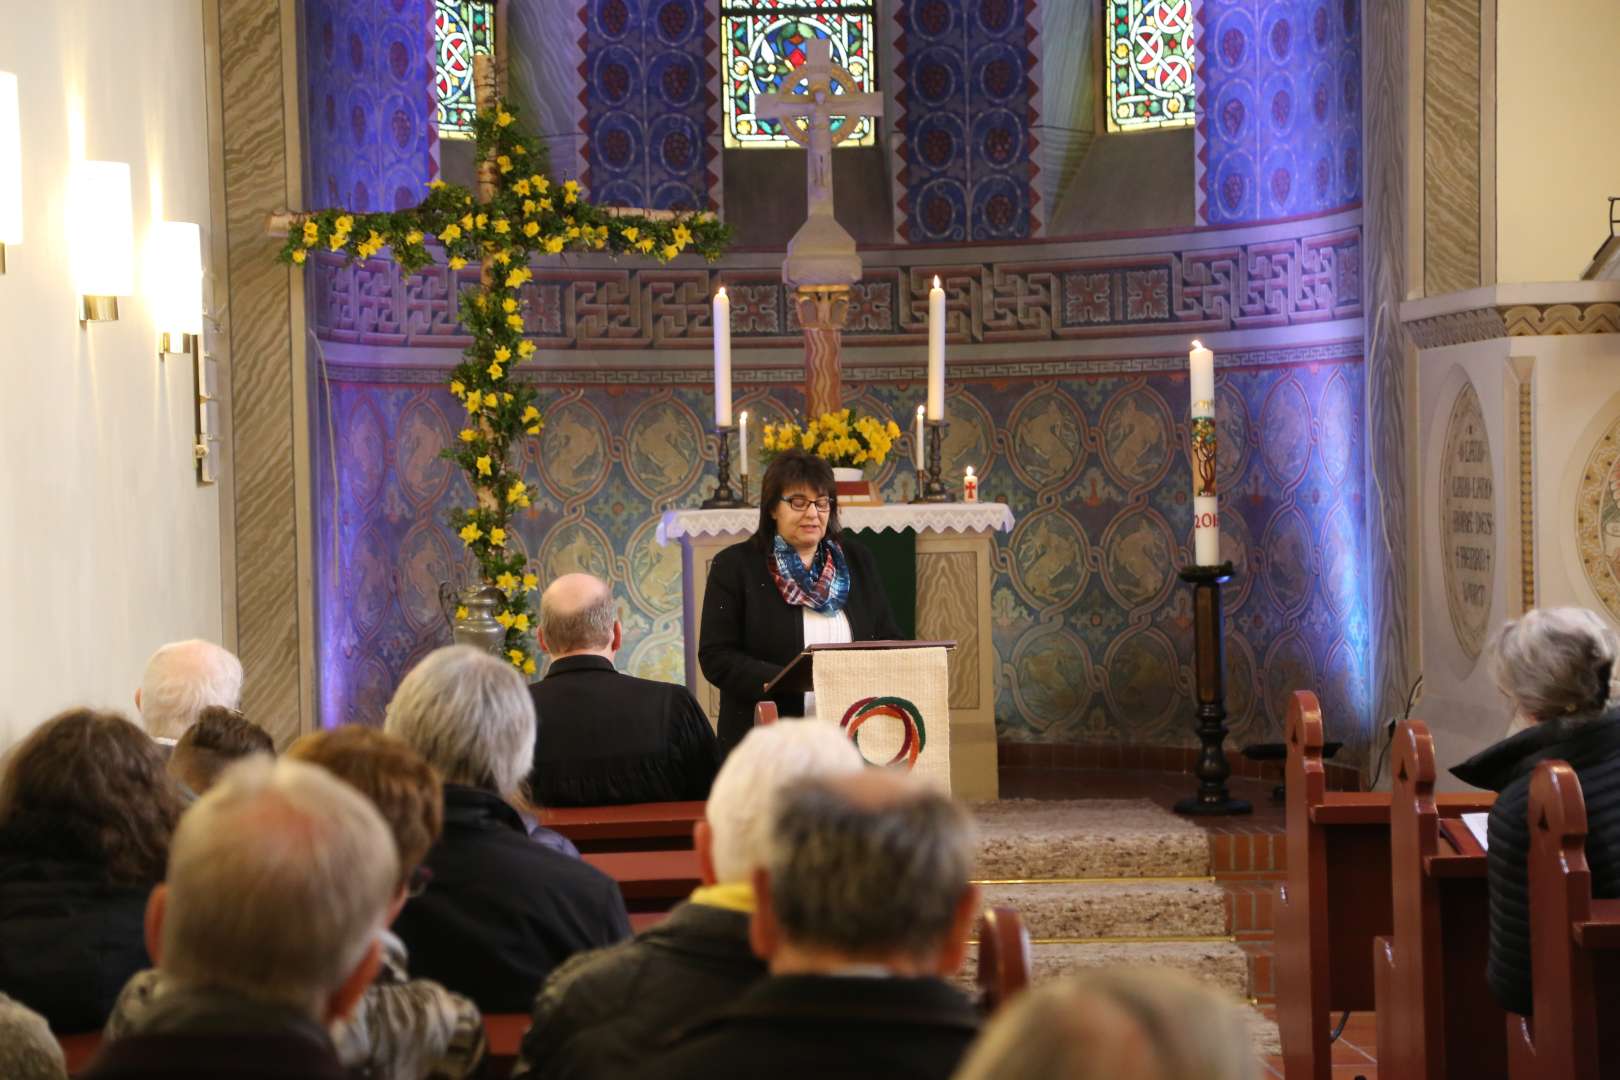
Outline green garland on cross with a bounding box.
[276,98,730,675]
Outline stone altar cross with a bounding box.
[756,39,884,416]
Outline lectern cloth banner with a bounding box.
[811,646,952,791]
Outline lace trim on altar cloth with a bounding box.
[657,503,1016,544]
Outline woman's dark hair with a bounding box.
[754,448,840,550]
[0,709,183,884]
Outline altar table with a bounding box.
[658,503,1015,799]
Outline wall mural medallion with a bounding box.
[1440,381,1495,659]
[626,517,684,616]
[626,628,685,685]
[1008,507,1089,611]
[1573,405,1620,623]
[942,389,996,482]
[1008,385,1085,489]
[343,393,390,510]
[1210,503,1256,611]
[1009,626,1092,735]
[1260,377,1313,487]
[1319,499,1360,620]
[1261,506,1316,614]
[1216,383,1252,491]
[1262,631,1317,731]
[1316,368,1356,487]
[1223,629,1258,737]
[1101,627,1181,737]
[539,398,612,500]
[1099,385,1173,491]
[398,522,456,634]
[540,517,616,583]
[625,396,704,499]
[1101,508,1175,610]
[396,394,454,507]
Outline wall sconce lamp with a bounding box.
[0,72,22,274]
[150,220,203,356]
[68,159,133,321]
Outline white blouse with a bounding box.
[799,606,853,721]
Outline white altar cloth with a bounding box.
[657,502,1015,545]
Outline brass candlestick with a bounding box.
[919,420,950,503]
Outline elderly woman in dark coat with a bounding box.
[698,449,904,759]
[1451,606,1620,1016]
[0,709,183,1033]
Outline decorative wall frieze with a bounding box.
[1405,301,1620,349]
[309,225,1364,349]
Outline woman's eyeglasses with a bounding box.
[780,495,834,514]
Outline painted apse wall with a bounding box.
[302,0,1373,759]
[0,2,221,747]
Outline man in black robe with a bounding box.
[528,573,716,806]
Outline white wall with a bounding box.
[0,2,222,748]
[1495,0,1620,283]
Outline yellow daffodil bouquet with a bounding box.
[276,93,729,674]
[760,409,903,471]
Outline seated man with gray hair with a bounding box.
[387,646,631,1013]
[649,771,983,1080]
[135,639,244,743]
[513,721,864,1079]
[80,757,398,1079]
[529,573,717,806]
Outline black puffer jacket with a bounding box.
[1451,713,1620,1016]
[0,814,155,1033]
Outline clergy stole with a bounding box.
[812,646,952,791]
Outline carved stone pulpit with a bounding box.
[756,39,883,417]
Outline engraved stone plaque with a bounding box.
[1440,382,1495,659]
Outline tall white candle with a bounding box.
[738,410,749,477]
[713,286,733,428]
[914,404,926,471]
[1189,340,1220,565]
[926,275,945,420]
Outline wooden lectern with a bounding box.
[764,640,956,792]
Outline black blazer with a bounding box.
[392,785,632,1014]
[698,535,903,756]
[528,655,718,807]
[647,974,979,1080]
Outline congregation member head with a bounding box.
[81,757,396,1080]
[528,572,718,807]
[512,722,863,1080]
[1452,605,1620,1018]
[954,969,1259,1080]
[0,710,182,1033]
[0,992,66,1080]
[167,706,274,800]
[384,645,631,1013]
[649,770,982,1080]
[135,639,244,741]
[103,726,488,1079]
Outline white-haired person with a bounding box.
[386,646,631,1014]
[649,770,983,1080]
[953,968,1259,1080]
[0,994,66,1080]
[512,721,865,1079]
[135,639,244,743]
[79,757,398,1079]
[1452,606,1620,1017]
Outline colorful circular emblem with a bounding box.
[839,696,927,768]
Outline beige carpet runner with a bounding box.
[967,799,1279,1056]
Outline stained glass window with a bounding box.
[1105,1,1196,133]
[435,0,494,138]
[721,1,878,149]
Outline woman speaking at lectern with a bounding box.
[699,449,903,758]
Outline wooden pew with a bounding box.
[1505,760,1620,1079]
[540,800,705,854]
[484,1012,527,1078]
[975,905,1031,1014]
[1276,691,1492,1080]
[1374,719,1506,1078]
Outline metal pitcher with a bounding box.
[438,582,509,656]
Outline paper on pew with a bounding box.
[1461,812,1489,851]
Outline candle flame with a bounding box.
[716,285,727,298]
[965,466,975,477]
[917,404,925,416]
[1191,339,1202,349]
[933,275,941,288]
[739,410,748,421]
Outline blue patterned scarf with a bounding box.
[770,535,851,615]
